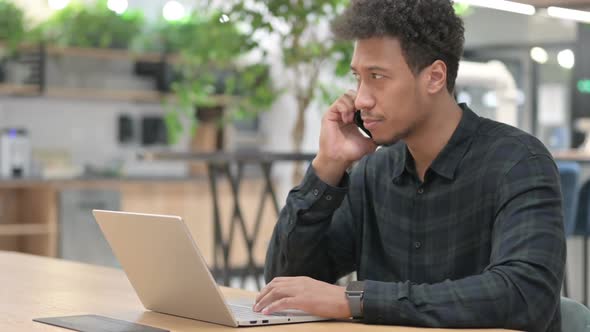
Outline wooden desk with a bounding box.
[0,251,514,332]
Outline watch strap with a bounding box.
[346,281,365,319]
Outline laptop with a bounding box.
[92,210,329,327]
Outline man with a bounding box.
[253,0,566,331]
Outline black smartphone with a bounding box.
[354,110,372,138]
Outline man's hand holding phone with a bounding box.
[312,90,378,186]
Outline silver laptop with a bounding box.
[92,210,329,327]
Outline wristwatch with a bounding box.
[345,281,365,319]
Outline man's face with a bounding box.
[350,37,431,146]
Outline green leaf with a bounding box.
[37,0,144,49]
[0,0,26,51]
[157,0,353,140]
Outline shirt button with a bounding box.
[312,189,320,196]
[325,194,333,201]
[417,187,424,194]
[414,241,422,249]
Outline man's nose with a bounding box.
[355,82,375,111]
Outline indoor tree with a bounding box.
[0,0,26,51]
[228,0,353,181]
[146,10,277,144]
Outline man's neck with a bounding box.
[406,97,463,182]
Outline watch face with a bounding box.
[347,281,365,292]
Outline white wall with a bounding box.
[463,7,577,48]
[0,97,190,177]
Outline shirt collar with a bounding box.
[390,143,407,181]
[391,103,480,182]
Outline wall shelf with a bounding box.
[1,42,181,63]
[0,83,234,105]
[0,223,55,236]
[0,44,171,103]
[0,43,229,104]
[0,187,58,256]
[0,83,40,96]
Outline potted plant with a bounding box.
[22,1,147,97]
[145,11,276,146]
[34,0,144,49]
[0,0,25,49]
[0,0,26,82]
[227,0,353,181]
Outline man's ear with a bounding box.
[424,60,448,94]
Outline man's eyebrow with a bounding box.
[350,65,390,72]
[367,66,390,72]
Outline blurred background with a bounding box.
[1,0,590,303]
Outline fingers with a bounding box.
[254,277,288,303]
[254,277,297,312]
[327,91,357,124]
[342,90,356,109]
[344,89,356,101]
[340,90,356,123]
[254,286,298,313]
[335,102,354,124]
[262,297,298,315]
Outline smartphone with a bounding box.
[354,110,372,139]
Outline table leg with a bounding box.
[208,160,289,290]
[222,162,254,288]
[207,163,230,286]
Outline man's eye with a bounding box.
[372,73,384,79]
[352,73,360,80]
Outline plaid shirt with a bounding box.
[265,104,565,331]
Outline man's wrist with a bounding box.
[339,286,352,318]
[312,154,351,187]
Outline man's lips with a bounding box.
[362,118,381,130]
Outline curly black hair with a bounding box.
[331,0,465,93]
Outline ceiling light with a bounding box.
[557,49,575,69]
[547,6,590,23]
[453,0,535,15]
[163,1,186,22]
[107,0,128,15]
[530,47,548,64]
[48,0,70,10]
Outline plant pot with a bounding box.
[189,106,225,176]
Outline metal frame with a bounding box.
[140,151,316,289]
[207,161,281,289]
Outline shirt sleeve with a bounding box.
[264,161,364,284]
[361,154,565,331]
